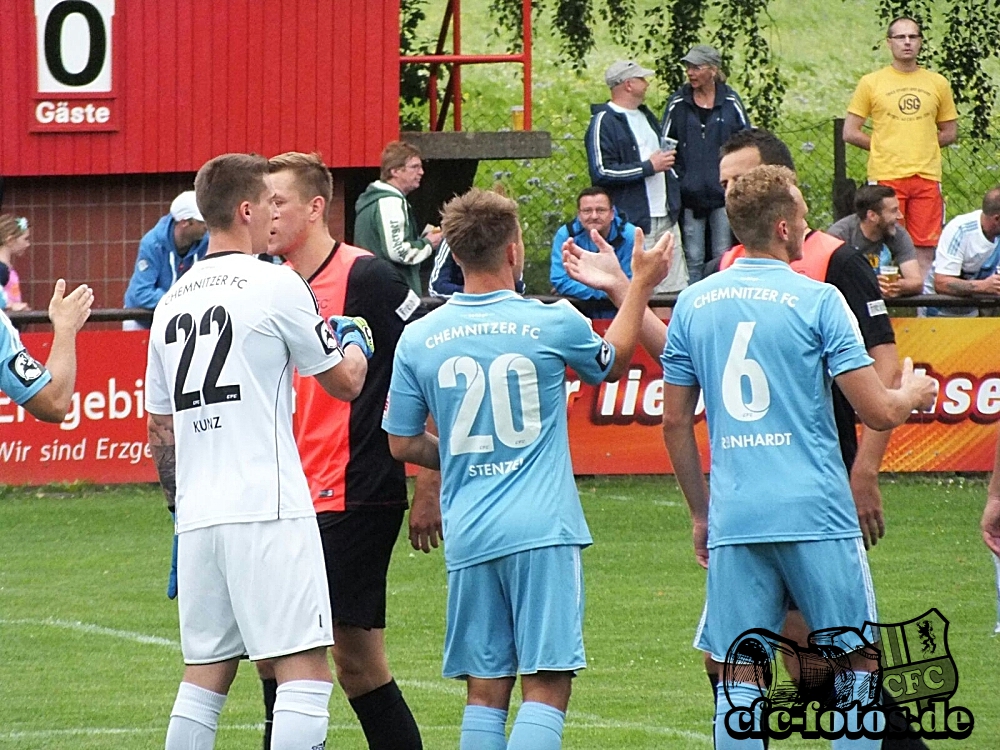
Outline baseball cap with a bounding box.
[605,60,655,88]
[681,44,722,68]
[170,191,203,223]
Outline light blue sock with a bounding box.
[714,681,764,749]
[460,704,507,750]
[507,701,565,750]
[832,736,883,749]
[831,672,882,749]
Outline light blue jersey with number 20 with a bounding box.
[383,290,615,571]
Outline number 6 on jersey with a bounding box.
[722,321,770,422]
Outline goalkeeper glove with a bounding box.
[329,315,375,359]
[167,511,178,600]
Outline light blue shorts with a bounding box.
[694,537,877,661]
[443,544,586,679]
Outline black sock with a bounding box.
[880,688,929,749]
[348,678,422,750]
[261,678,277,750]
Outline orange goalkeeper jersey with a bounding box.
[289,242,420,512]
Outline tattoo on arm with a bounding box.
[937,277,976,296]
[148,415,177,512]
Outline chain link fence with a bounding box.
[458,105,1000,294]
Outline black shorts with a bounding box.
[317,507,405,630]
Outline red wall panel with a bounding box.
[0,0,400,176]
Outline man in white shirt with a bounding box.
[585,59,688,292]
[145,152,369,750]
[923,185,1000,316]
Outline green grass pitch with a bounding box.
[0,475,997,748]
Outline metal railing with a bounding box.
[8,294,1000,330]
[399,0,533,132]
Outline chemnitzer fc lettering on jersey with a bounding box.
[424,321,541,348]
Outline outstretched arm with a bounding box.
[601,227,672,381]
[563,229,668,358]
[835,357,936,431]
[22,280,93,422]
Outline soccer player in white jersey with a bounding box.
[660,166,936,750]
[382,188,670,750]
[145,153,369,750]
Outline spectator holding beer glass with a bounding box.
[827,184,923,297]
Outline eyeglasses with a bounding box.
[15,217,28,232]
[888,34,921,41]
[401,162,423,172]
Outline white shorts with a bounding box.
[177,517,334,664]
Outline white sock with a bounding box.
[165,682,227,750]
[271,680,333,750]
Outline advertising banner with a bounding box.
[1,331,155,484]
[2,321,998,485]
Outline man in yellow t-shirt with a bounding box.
[843,16,958,280]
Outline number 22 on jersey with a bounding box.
[438,354,542,455]
[165,305,242,412]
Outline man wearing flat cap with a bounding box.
[585,59,688,293]
[123,190,209,329]
[663,44,750,282]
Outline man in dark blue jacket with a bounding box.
[123,191,208,329]
[585,60,687,292]
[662,44,750,282]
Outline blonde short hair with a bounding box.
[725,165,798,251]
[440,189,520,272]
[269,151,333,221]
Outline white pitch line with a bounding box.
[0,618,180,649]
[396,677,465,696]
[572,712,712,743]
[0,720,710,742]
[0,619,709,743]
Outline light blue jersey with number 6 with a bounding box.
[383,290,615,571]
[662,258,873,549]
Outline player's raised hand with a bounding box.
[329,315,375,359]
[629,226,672,292]
[48,279,93,333]
[561,229,629,295]
[899,357,937,412]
